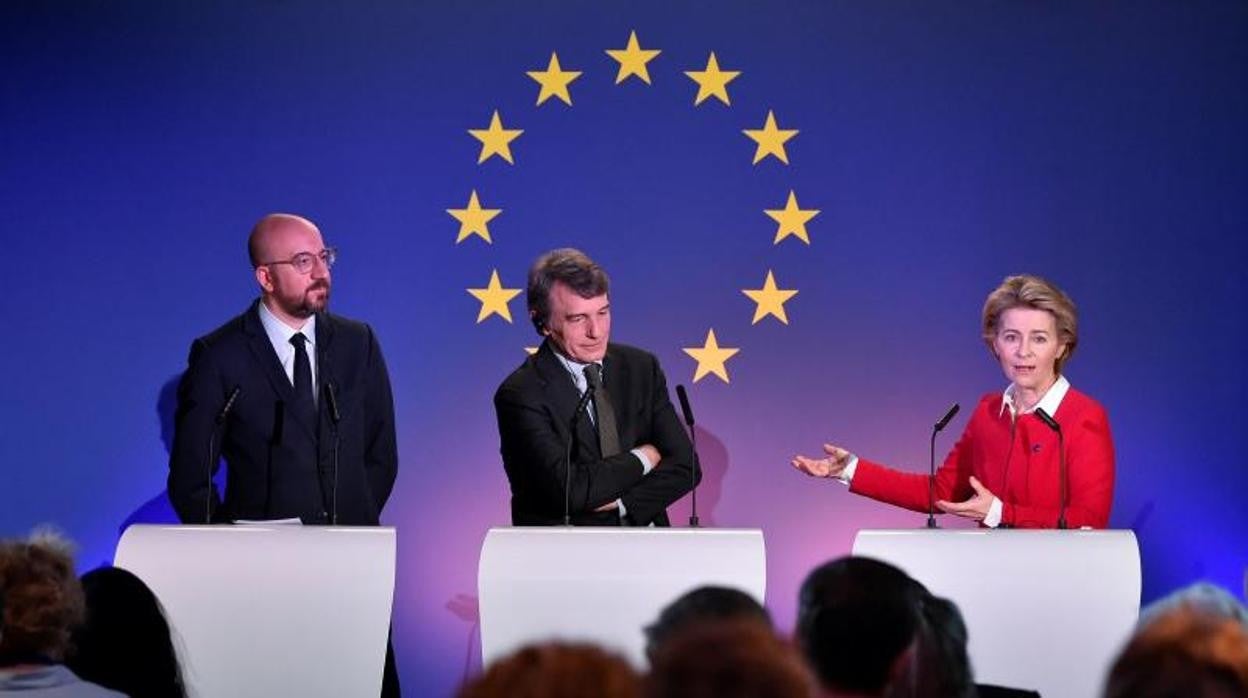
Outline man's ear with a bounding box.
[531,310,548,335]
[255,265,274,293]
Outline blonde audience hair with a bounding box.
[0,529,83,662]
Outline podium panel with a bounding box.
[853,529,1140,698]
[114,524,396,698]
[478,527,766,667]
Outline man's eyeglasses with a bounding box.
[259,247,337,274]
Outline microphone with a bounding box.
[564,385,595,526]
[927,403,960,529]
[675,385,700,527]
[1034,407,1067,529]
[206,386,241,523]
[215,385,241,425]
[934,403,960,433]
[324,381,342,525]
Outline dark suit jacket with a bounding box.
[494,340,697,526]
[168,300,398,525]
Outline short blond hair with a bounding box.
[981,275,1078,373]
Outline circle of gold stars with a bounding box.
[452,29,824,385]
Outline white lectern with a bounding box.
[114,524,396,698]
[478,527,766,667]
[853,529,1140,698]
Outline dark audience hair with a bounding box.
[795,556,925,696]
[457,641,640,698]
[68,566,186,698]
[645,618,815,698]
[1103,588,1248,698]
[643,585,772,664]
[0,531,84,663]
[526,248,610,334]
[913,593,977,698]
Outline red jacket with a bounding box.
[850,387,1115,528]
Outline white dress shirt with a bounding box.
[257,301,318,406]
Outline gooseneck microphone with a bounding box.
[928,403,960,529]
[206,385,241,524]
[1033,407,1067,529]
[324,381,342,526]
[564,386,595,526]
[675,384,700,528]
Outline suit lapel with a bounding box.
[315,311,337,406]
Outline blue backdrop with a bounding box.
[3,1,1245,695]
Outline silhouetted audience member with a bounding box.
[643,586,771,664]
[646,618,816,698]
[0,532,123,696]
[458,641,640,698]
[912,593,977,698]
[796,556,925,698]
[1103,584,1248,698]
[68,566,185,698]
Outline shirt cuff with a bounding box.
[631,447,656,475]
[616,499,627,518]
[837,454,859,486]
[984,497,1003,528]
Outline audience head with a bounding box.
[1137,581,1248,630]
[69,566,185,698]
[644,586,771,664]
[0,530,84,663]
[912,593,976,698]
[646,618,815,698]
[458,641,640,698]
[796,556,925,697]
[1104,584,1248,698]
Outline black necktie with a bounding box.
[583,364,621,457]
[290,333,316,420]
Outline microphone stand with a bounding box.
[1034,407,1067,529]
[928,403,960,529]
[688,426,700,528]
[325,382,342,526]
[205,386,240,524]
[927,428,939,529]
[675,385,699,528]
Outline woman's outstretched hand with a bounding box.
[791,443,853,479]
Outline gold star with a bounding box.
[468,110,523,165]
[527,52,582,106]
[765,191,820,244]
[743,110,798,165]
[524,346,538,355]
[684,52,740,106]
[742,270,799,324]
[683,329,740,384]
[447,190,501,244]
[467,270,522,323]
[605,30,661,85]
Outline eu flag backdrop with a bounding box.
[2,2,1246,694]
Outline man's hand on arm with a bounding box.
[592,444,663,512]
[635,444,661,471]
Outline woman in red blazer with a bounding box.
[792,275,1114,528]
